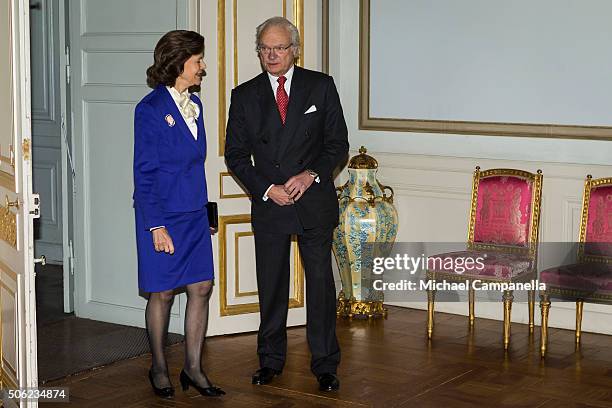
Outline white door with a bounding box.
[0,0,39,407]
[69,0,190,332]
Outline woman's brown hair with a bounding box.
[146,30,204,90]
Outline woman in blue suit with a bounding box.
[133,30,224,399]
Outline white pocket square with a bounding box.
[304,105,317,114]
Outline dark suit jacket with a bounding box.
[133,85,209,230]
[225,66,349,234]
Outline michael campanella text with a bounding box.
[373,279,547,292]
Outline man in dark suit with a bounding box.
[225,16,348,392]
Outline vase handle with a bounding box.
[336,182,348,198]
[379,182,394,202]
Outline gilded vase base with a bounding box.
[337,297,387,319]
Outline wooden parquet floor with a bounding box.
[46,306,612,407]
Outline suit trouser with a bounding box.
[254,225,341,376]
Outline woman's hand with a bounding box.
[152,228,175,254]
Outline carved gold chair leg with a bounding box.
[427,288,436,339]
[540,293,551,358]
[468,287,475,329]
[502,290,514,350]
[528,289,535,335]
[575,299,584,347]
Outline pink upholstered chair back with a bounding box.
[469,167,543,250]
[580,176,612,260]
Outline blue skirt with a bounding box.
[135,207,214,292]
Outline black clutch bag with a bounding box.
[206,201,218,229]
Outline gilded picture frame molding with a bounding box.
[359,0,612,141]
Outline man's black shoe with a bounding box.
[252,367,281,385]
[317,373,340,391]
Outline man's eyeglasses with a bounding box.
[257,44,293,56]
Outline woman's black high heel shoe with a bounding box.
[180,370,226,397]
[148,370,175,398]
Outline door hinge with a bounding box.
[22,138,31,161]
[65,45,71,85]
[68,239,75,276]
[29,193,40,218]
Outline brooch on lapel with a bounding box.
[165,114,175,127]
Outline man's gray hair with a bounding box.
[255,16,300,57]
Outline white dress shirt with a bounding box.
[263,66,294,200]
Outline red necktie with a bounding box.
[276,75,289,125]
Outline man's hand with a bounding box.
[284,171,315,201]
[152,227,175,254]
[267,185,295,206]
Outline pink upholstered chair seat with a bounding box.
[541,262,612,292]
[428,250,534,280]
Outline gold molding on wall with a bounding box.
[217,0,227,156]
[219,171,249,198]
[359,0,612,140]
[234,231,258,297]
[293,0,304,67]
[322,0,329,74]
[218,214,304,316]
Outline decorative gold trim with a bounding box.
[426,288,435,339]
[0,170,15,191]
[218,214,304,316]
[321,0,329,74]
[578,175,612,264]
[232,0,238,88]
[0,260,17,282]
[575,299,584,345]
[282,0,286,18]
[2,367,17,390]
[21,138,30,161]
[468,287,475,327]
[234,231,258,297]
[217,0,226,157]
[358,0,612,141]
[2,357,16,378]
[219,171,249,199]
[502,290,513,350]
[0,144,14,169]
[293,0,304,67]
[528,289,535,334]
[0,204,17,248]
[336,293,387,319]
[540,293,551,357]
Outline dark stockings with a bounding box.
[183,280,213,387]
[146,289,175,388]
